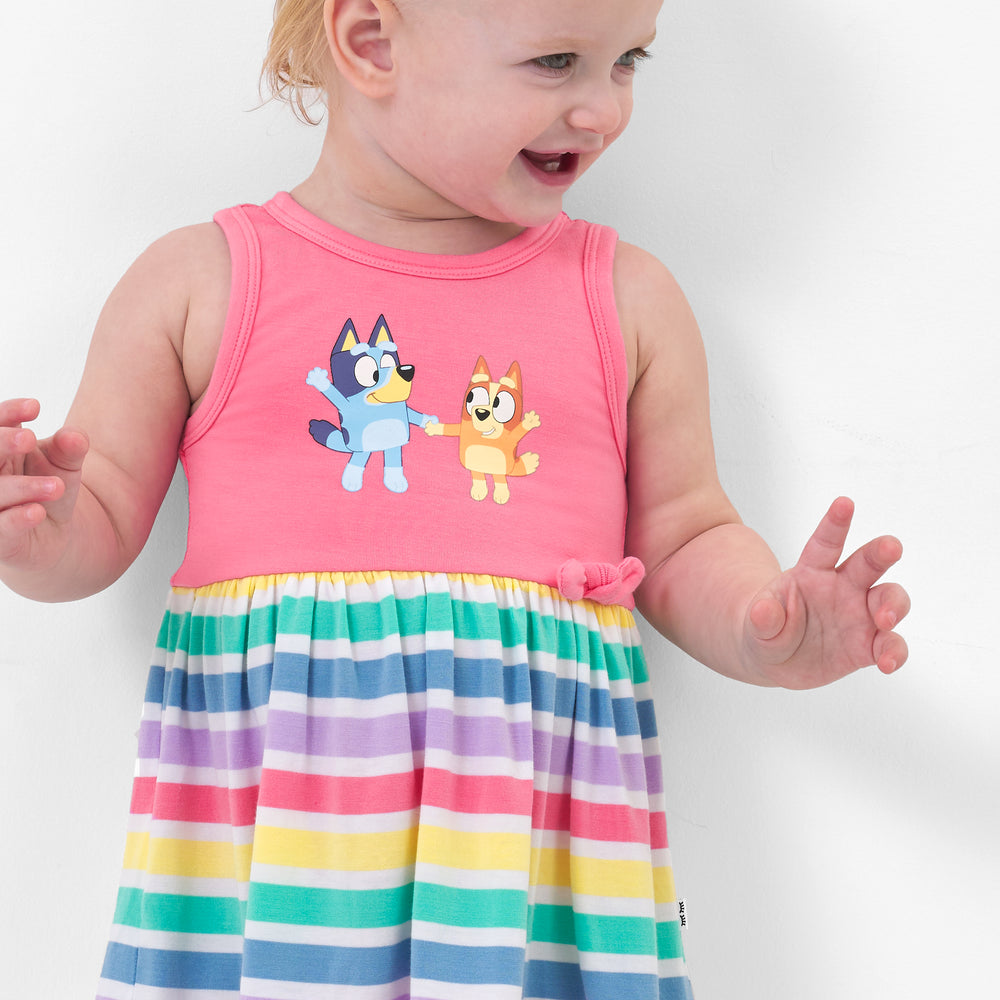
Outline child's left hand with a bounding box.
[743,497,910,689]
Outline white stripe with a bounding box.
[248,862,415,891]
[659,957,690,979]
[254,805,418,835]
[115,871,249,899]
[411,919,525,948]
[238,975,411,1000]
[107,923,245,954]
[527,885,660,918]
[415,805,531,834]
[266,688,420,718]
[244,919,409,948]
[138,819,256,845]
[412,863,530,892]
[528,941,660,972]
[261,748,425,777]
[100,982,237,1000]
[133,761,260,788]
[410,979,523,1000]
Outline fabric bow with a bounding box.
[557,557,646,605]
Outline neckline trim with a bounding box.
[263,192,569,279]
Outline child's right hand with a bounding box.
[0,398,90,576]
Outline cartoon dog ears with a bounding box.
[471,357,523,391]
[334,315,395,355]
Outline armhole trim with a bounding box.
[583,223,628,471]
[181,205,261,450]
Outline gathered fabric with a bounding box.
[97,571,692,1000]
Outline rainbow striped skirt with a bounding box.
[97,572,692,999]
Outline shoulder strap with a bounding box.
[582,222,628,470]
[181,205,262,450]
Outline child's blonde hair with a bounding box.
[262,0,330,124]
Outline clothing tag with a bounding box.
[678,898,687,928]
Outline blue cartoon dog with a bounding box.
[307,315,437,493]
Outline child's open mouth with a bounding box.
[520,150,580,182]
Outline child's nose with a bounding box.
[566,81,627,136]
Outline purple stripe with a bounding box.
[643,750,665,796]
[139,715,653,793]
[265,708,534,761]
[139,720,265,770]
[537,732,650,791]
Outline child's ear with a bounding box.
[324,0,397,97]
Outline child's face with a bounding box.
[370,0,662,228]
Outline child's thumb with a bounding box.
[45,427,90,475]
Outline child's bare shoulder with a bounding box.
[107,221,231,409]
[612,240,705,397]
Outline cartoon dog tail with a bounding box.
[309,419,350,452]
[510,452,540,477]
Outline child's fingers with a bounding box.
[0,471,63,509]
[0,397,41,429]
[797,496,855,571]
[840,534,904,594]
[873,628,909,675]
[867,579,911,632]
[0,498,48,563]
[0,425,31,469]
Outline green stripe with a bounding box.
[248,883,414,928]
[114,888,245,934]
[414,883,527,928]
[160,591,639,668]
[657,917,685,960]
[530,904,657,956]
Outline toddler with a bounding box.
[0,1,909,998]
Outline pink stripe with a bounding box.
[533,789,657,845]
[130,777,259,826]
[258,769,422,815]
[257,767,534,817]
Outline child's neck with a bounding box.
[290,128,528,256]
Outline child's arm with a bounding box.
[0,224,229,602]
[618,242,909,689]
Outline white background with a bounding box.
[1,1,997,997]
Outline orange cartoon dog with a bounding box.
[426,357,540,504]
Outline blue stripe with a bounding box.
[636,696,659,740]
[100,941,137,985]
[412,941,525,986]
[155,662,274,713]
[101,942,243,991]
[243,939,410,986]
[151,657,639,734]
[150,653,641,736]
[611,694,642,736]
[524,958,585,999]
[661,972,696,1000]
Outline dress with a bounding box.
[96,194,694,1000]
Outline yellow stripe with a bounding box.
[416,827,530,871]
[653,863,678,905]
[251,824,532,873]
[123,832,251,882]
[252,825,419,872]
[531,847,658,900]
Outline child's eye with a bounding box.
[616,47,651,72]
[532,53,576,75]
